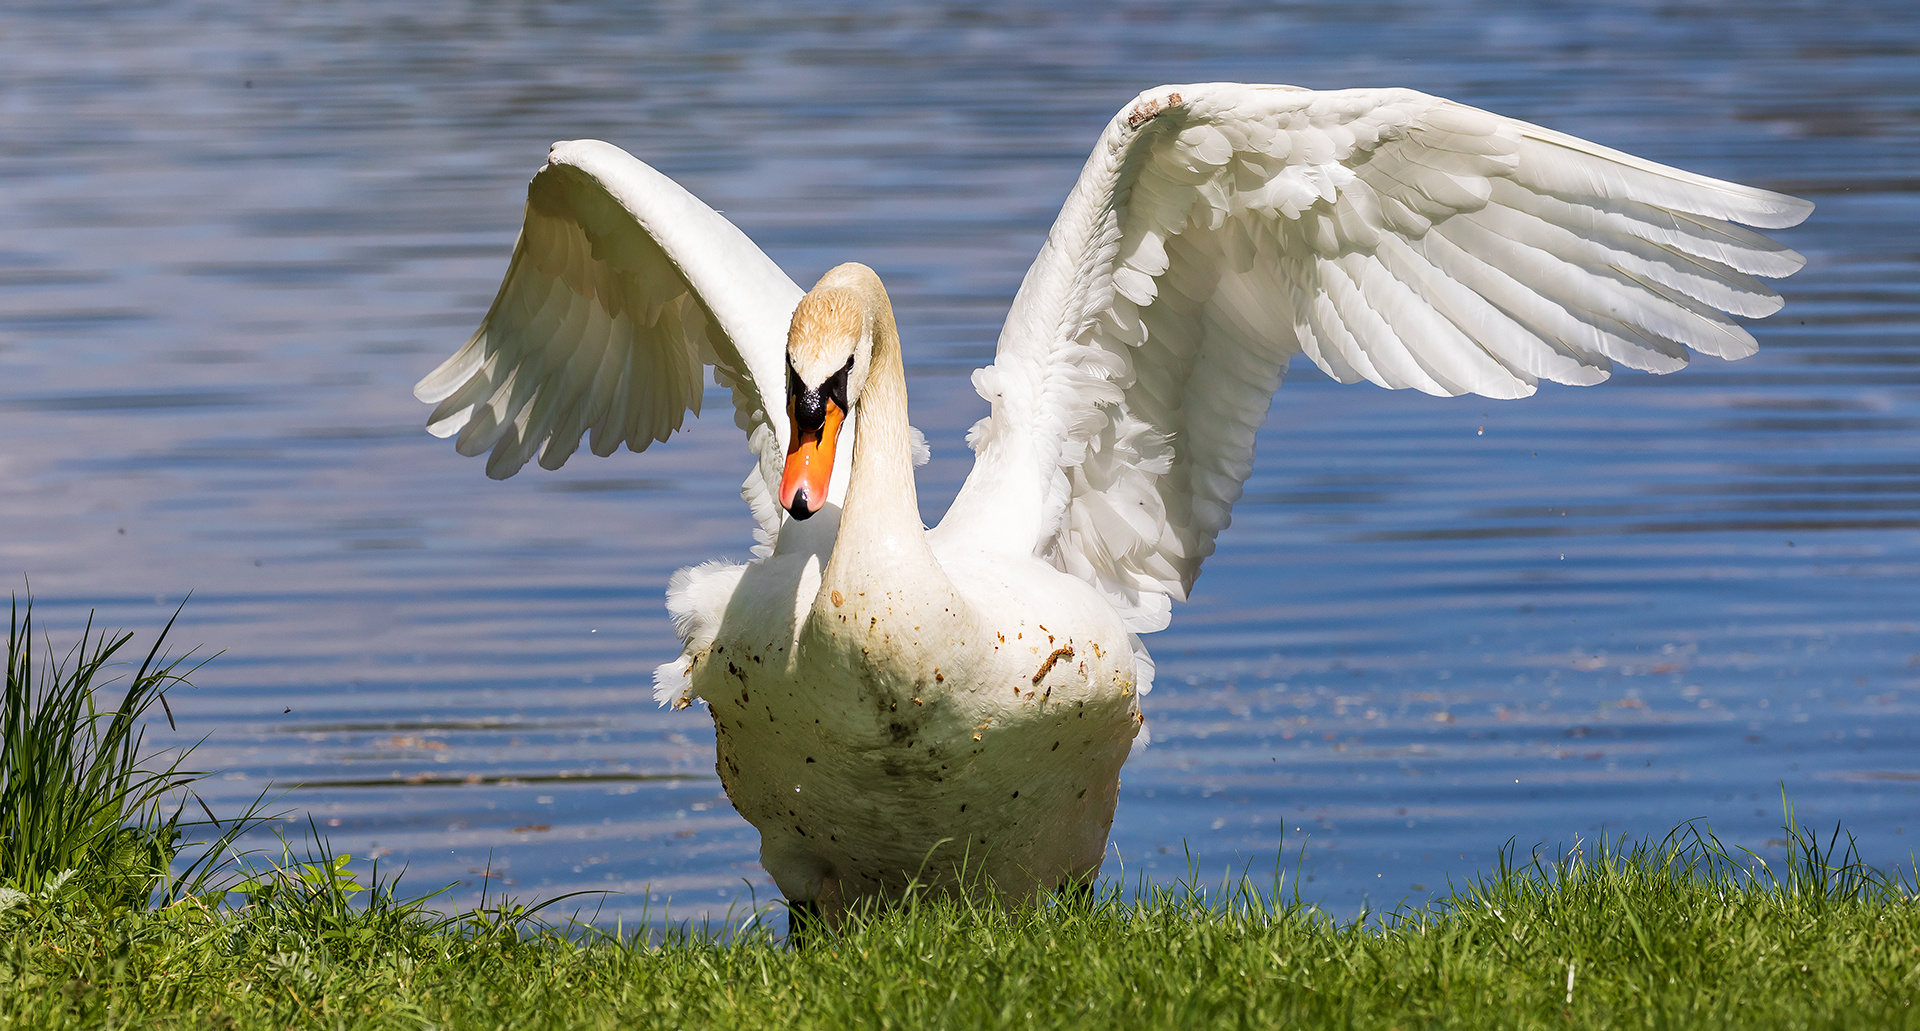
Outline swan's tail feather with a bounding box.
[659,558,749,707]
[652,659,694,708]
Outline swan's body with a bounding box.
[416,84,1810,918]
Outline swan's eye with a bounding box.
[823,355,854,412]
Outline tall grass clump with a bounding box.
[0,592,215,909]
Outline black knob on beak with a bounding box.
[787,488,815,520]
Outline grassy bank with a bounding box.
[3,826,1918,1030]
[4,596,1918,1029]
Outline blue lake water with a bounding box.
[3,0,1917,924]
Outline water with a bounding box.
[4,0,1917,923]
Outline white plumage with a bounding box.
[417,84,1810,919]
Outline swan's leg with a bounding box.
[786,898,822,949]
[1054,878,1096,909]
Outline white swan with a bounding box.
[415,84,1810,922]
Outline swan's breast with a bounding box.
[694,547,1143,907]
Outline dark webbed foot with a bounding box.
[1054,879,1096,909]
[787,898,822,949]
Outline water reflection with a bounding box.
[1,0,1916,922]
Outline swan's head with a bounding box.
[779,263,884,520]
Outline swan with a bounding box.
[415,83,1811,924]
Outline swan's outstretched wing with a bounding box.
[940,83,1811,634]
[415,140,802,535]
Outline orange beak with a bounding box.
[779,397,844,519]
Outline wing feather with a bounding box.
[415,139,802,539]
[937,83,1810,633]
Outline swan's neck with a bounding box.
[820,278,943,599]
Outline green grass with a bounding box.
[1,591,263,917]
[2,592,202,908]
[1,821,1917,1029]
